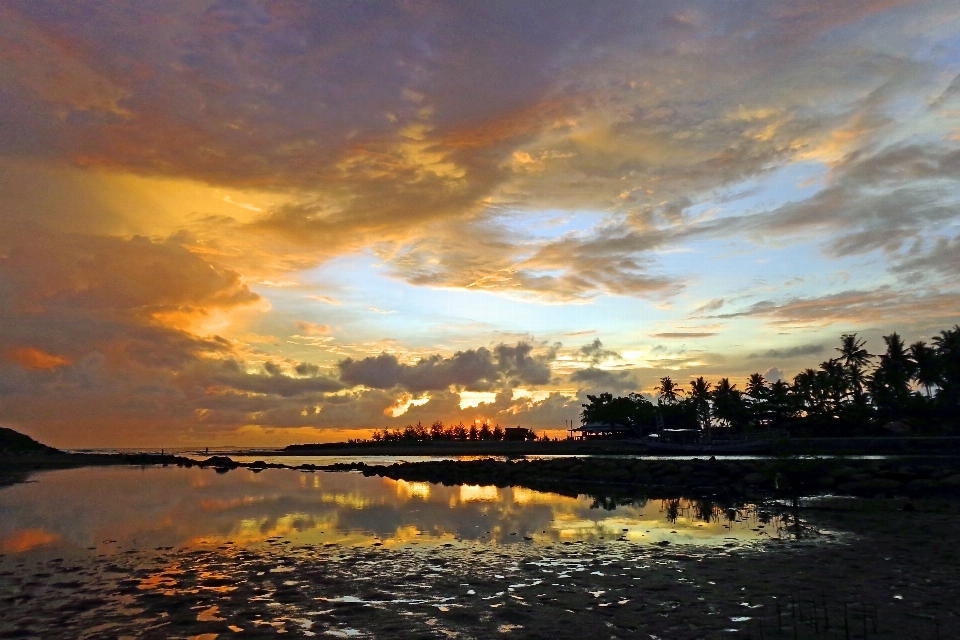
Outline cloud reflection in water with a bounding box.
[0,466,784,556]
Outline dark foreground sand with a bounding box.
[1,498,958,639]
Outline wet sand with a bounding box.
[2,499,958,639]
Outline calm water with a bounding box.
[0,466,789,556]
[0,466,833,638]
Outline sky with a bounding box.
[2,1,960,447]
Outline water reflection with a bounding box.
[0,466,803,559]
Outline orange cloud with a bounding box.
[8,347,71,370]
[296,321,331,335]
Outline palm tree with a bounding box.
[744,373,769,427]
[909,340,939,398]
[793,368,829,417]
[688,377,712,438]
[870,332,916,420]
[711,378,745,431]
[932,325,960,412]
[745,373,767,401]
[655,376,683,405]
[837,333,871,405]
[767,380,793,427]
[819,358,848,415]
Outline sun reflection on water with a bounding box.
[458,484,500,502]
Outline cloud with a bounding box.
[296,321,331,335]
[6,347,71,370]
[337,342,555,393]
[716,288,960,329]
[495,342,556,386]
[294,362,321,377]
[206,359,343,398]
[2,1,959,444]
[0,223,259,366]
[762,367,785,383]
[569,367,640,396]
[693,299,725,314]
[5,1,941,303]
[748,344,825,359]
[578,339,622,366]
[691,145,960,280]
[890,234,960,281]
[0,223,361,443]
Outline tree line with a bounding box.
[367,420,546,442]
[581,325,960,436]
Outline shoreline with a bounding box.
[5,450,960,503]
[275,435,960,457]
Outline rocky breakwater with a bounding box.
[362,456,960,500]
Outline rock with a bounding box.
[882,421,910,434]
[201,456,238,468]
[905,479,938,492]
[939,474,960,487]
[839,478,901,495]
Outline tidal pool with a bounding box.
[2,467,957,639]
[0,466,835,639]
[0,466,799,557]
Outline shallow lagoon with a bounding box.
[0,466,789,556]
[6,465,957,638]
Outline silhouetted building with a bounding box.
[504,427,533,441]
[570,422,634,439]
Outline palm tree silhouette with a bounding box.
[818,357,848,415]
[688,376,712,439]
[711,378,744,431]
[837,333,871,406]
[909,340,939,398]
[744,373,769,427]
[870,332,916,420]
[655,376,683,405]
[793,368,829,418]
[767,379,792,427]
[932,325,960,411]
[746,373,767,401]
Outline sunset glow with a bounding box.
[2,1,959,446]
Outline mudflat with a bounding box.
[1,497,957,639]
